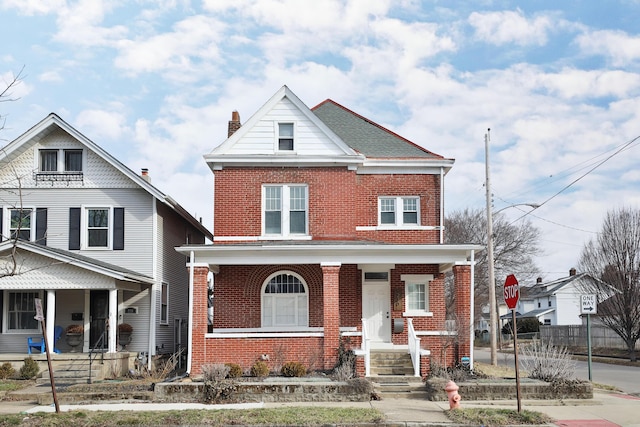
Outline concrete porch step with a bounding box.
[370,375,428,400]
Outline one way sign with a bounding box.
[581,294,597,314]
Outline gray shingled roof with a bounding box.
[312,100,443,159]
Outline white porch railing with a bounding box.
[407,318,421,377]
[361,318,370,377]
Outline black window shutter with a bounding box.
[0,207,3,243]
[69,208,81,250]
[36,208,47,246]
[113,207,124,250]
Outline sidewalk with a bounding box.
[1,388,640,426]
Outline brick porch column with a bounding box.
[453,264,472,362]
[321,263,341,370]
[190,265,210,376]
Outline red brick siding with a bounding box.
[322,265,341,369]
[212,167,442,244]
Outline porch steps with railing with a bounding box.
[37,358,104,385]
[369,350,427,399]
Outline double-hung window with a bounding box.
[262,272,308,327]
[86,207,110,248]
[379,196,420,227]
[278,123,294,151]
[4,291,41,332]
[263,184,308,237]
[401,274,433,316]
[2,207,47,244]
[9,208,32,240]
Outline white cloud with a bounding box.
[576,29,640,67]
[114,14,226,78]
[75,108,128,141]
[468,9,556,46]
[0,0,65,15]
[54,0,129,47]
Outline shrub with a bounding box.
[250,361,269,377]
[281,361,306,377]
[201,363,229,382]
[19,357,40,379]
[225,363,242,378]
[520,341,576,382]
[502,318,541,335]
[0,362,16,380]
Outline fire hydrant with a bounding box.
[444,380,462,409]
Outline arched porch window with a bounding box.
[261,272,308,327]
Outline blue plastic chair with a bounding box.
[53,325,63,354]
[27,336,44,354]
[27,326,63,354]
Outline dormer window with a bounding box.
[64,150,83,172]
[39,150,58,172]
[278,123,294,151]
[36,149,84,183]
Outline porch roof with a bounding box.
[177,241,483,272]
[0,240,155,285]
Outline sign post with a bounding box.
[581,294,597,381]
[34,298,60,413]
[503,274,522,413]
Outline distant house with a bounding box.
[178,86,481,378]
[506,268,603,326]
[0,114,212,364]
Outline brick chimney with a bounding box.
[141,168,151,183]
[228,110,241,137]
[569,268,576,276]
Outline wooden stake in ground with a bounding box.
[34,298,60,413]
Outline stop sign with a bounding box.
[503,274,519,310]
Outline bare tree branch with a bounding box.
[578,207,640,362]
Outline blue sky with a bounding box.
[1,0,639,281]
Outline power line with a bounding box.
[511,134,640,224]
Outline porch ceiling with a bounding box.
[177,242,483,272]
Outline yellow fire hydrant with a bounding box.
[444,380,461,409]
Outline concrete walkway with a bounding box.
[2,388,640,426]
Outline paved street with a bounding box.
[474,347,640,395]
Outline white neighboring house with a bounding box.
[504,268,601,326]
[0,113,212,359]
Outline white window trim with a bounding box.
[401,274,433,317]
[261,270,309,328]
[36,148,85,173]
[81,205,113,250]
[160,282,169,325]
[2,290,43,334]
[378,196,420,228]
[3,206,36,241]
[261,184,309,237]
[275,121,296,153]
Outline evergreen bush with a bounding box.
[0,362,16,380]
[19,357,40,379]
[250,360,269,377]
[225,363,242,378]
[281,361,307,377]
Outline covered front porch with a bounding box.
[0,240,155,358]
[178,242,481,378]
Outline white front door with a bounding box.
[362,282,391,344]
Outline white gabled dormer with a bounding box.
[204,86,364,171]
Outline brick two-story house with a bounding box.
[178,86,480,378]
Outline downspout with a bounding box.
[148,198,158,371]
[186,250,195,375]
[469,249,475,370]
[440,167,444,244]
